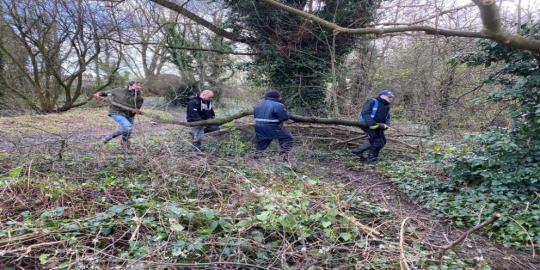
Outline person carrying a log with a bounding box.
[93,81,144,150]
[352,89,395,164]
[253,89,293,160]
[187,89,220,150]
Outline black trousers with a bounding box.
[361,127,386,161]
[256,137,293,155]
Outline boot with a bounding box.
[102,135,113,144]
[121,140,131,152]
[367,151,378,164]
[254,150,264,159]
[103,130,124,144]
[193,141,202,151]
[280,152,290,162]
[352,143,370,160]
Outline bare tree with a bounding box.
[117,0,173,80]
[0,0,122,112]
[164,3,236,89]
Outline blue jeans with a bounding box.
[109,114,134,142]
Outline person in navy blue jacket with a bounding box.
[352,90,395,163]
[253,90,293,160]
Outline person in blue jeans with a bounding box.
[93,81,144,150]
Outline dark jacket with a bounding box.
[360,97,391,127]
[100,88,144,118]
[187,96,215,122]
[253,97,291,140]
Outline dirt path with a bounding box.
[0,104,186,153]
[314,160,539,270]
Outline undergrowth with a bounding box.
[0,122,530,269]
[1,132,402,269]
[378,142,539,253]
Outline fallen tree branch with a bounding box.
[1,240,66,256]
[331,135,367,146]
[151,109,372,128]
[386,138,420,151]
[150,110,422,150]
[320,204,382,238]
[399,217,412,270]
[431,213,500,258]
[152,109,253,127]
[289,114,368,128]
[98,96,145,116]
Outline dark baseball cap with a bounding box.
[378,90,395,97]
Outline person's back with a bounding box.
[253,90,292,160]
[254,99,289,127]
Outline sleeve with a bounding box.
[385,114,391,126]
[187,99,202,122]
[274,103,290,122]
[210,102,216,119]
[99,88,120,97]
[361,99,376,126]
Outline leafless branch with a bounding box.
[259,0,540,54]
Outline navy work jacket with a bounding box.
[360,97,391,127]
[253,97,290,140]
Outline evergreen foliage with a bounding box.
[225,0,380,114]
[385,24,540,249]
[447,24,540,248]
[164,23,234,106]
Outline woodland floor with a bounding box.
[313,161,539,270]
[0,101,538,269]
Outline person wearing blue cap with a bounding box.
[352,89,395,163]
[253,89,293,161]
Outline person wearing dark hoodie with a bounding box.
[186,89,220,150]
[352,90,395,164]
[253,89,293,160]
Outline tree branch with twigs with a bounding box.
[258,0,540,54]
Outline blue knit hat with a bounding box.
[378,89,395,97]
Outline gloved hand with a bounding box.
[370,124,389,130]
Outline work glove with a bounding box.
[369,124,389,130]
